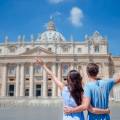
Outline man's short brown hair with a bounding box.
[87,63,99,77]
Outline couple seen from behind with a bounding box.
[35,57,120,120]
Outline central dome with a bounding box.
[40,20,65,42]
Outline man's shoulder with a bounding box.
[99,79,115,84]
[85,82,96,88]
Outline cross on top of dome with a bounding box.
[47,19,56,31]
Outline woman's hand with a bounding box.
[35,57,45,66]
[64,106,74,114]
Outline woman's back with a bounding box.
[62,86,85,120]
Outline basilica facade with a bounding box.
[0,20,119,100]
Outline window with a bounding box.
[64,77,67,81]
[95,46,99,53]
[48,89,52,96]
[9,79,15,81]
[48,47,52,51]
[63,47,68,52]
[63,64,69,76]
[25,66,30,75]
[36,84,41,97]
[8,65,16,76]
[78,48,82,53]
[48,75,52,80]
[34,65,42,74]
[8,85,14,96]
[25,89,29,96]
[25,78,29,81]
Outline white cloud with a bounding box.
[49,0,66,4]
[69,7,84,27]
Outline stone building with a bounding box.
[0,20,119,100]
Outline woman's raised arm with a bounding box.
[35,57,64,91]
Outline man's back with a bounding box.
[84,79,115,120]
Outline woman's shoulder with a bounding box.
[61,86,69,94]
[62,86,69,91]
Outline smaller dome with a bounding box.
[40,31,65,42]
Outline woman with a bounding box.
[35,57,110,120]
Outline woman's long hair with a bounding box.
[67,70,84,105]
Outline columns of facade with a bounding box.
[102,62,110,78]
[70,63,74,70]
[81,64,88,84]
[57,63,62,96]
[102,62,105,78]
[74,63,78,70]
[29,63,34,97]
[16,64,20,97]
[43,69,47,97]
[52,63,57,97]
[1,64,7,97]
[20,63,25,96]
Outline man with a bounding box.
[64,63,120,120]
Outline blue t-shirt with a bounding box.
[84,79,115,120]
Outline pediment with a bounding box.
[20,47,56,56]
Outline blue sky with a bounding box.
[0,0,120,55]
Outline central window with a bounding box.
[8,84,14,96]
[36,84,41,97]
[34,65,42,75]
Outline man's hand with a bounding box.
[64,106,74,114]
[88,105,111,114]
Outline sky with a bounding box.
[0,0,120,55]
